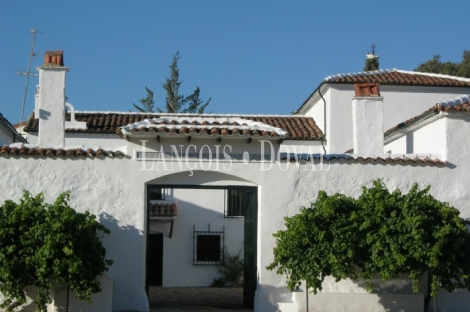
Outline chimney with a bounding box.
[36,51,68,147]
[352,83,384,155]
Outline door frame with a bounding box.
[145,184,258,308]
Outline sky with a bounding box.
[1,0,469,125]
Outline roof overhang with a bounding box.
[118,117,289,140]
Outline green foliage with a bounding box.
[0,191,113,311]
[414,50,470,78]
[183,86,211,114]
[161,52,185,113]
[133,52,211,113]
[212,248,244,287]
[267,180,470,299]
[364,56,379,71]
[132,87,155,113]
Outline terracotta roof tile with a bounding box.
[0,145,125,158]
[324,69,470,87]
[24,112,323,140]
[280,154,446,166]
[149,203,177,217]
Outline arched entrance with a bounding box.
[145,171,258,309]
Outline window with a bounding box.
[193,227,224,265]
[225,189,255,217]
[197,235,220,261]
[149,187,164,200]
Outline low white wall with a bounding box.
[295,293,423,312]
[48,274,113,312]
[429,289,470,312]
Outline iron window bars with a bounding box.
[193,225,225,266]
[225,189,255,218]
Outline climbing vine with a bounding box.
[267,180,470,301]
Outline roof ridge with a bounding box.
[324,69,397,81]
[119,117,289,136]
[395,70,470,82]
[323,68,470,83]
[74,111,308,118]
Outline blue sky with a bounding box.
[1,0,469,124]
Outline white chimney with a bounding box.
[352,83,384,155]
[37,51,68,147]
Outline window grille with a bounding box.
[149,187,165,200]
[225,189,255,217]
[193,225,224,265]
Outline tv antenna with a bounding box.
[15,28,43,132]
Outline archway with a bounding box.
[145,170,258,309]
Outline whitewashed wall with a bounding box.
[2,115,470,311]
[384,135,407,154]
[306,84,470,153]
[384,116,448,157]
[24,132,125,148]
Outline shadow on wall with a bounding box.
[98,212,147,311]
[292,275,427,312]
[99,211,144,270]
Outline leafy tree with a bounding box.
[0,191,113,312]
[414,50,470,78]
[267,180,470,308]
[132,87,155,113]
[133,52,211,113]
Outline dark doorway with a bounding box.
[147,232,163,286]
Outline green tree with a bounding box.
[267,180,470,308]
[364,55,379,71]
[132,86,155,112]
[183,86,211,114]
[160,52,185,113]
[0,191,113,312]
[414,50,470,78]
[133,52,211,113]
[364,45,379,72]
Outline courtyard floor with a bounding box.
[148,286,252,311]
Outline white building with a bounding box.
[1,51,470,312]
[296,68,470,153]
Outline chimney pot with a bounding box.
[44,51,64,66]
[354,83,380,97]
